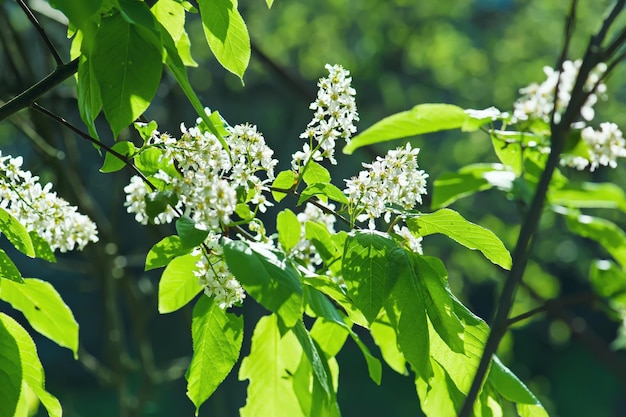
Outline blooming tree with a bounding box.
[2,1,626,417]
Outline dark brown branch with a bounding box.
[0,57,78,121]
[16,0,64,66]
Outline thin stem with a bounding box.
[506,292,601,327]
[0,57,78,121]
[16,0,64,66]
[30,103,157,191]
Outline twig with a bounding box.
[505,292,601,327]
[16,0,64,66]
[29,102,157,190]
[0,57,78,121]
[270,185,353,227]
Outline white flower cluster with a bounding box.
[124,121,276,308]
[0,153,98,252]
[291,202,337,271]
[192,239,245,309]
[562,122,626,171]
[292,64,359,169]
[513,60,607,124]
[392,224,423,254]
[344,143,428,229]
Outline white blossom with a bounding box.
[393,225,423,254]
[344,143,428,229]
[0,152,98,252]
[291,202,337,271]
[192,243,245,309]
[562,122,626,171]
[513,60,607,124]
[291,64,359,168]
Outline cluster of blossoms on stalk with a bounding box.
[344,143,429,230]
[0,152,98,252]
[291,202,337,272]
[511,59,626,171]
[292,64,359,169]
[124,120,277,308]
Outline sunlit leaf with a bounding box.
[565,212,626,269]
[342,231,399,324]
[186,296,243,414]
[292,321,331,397]
[0,249,24,284]
[408,208,512,270]
[92,13,162,137]
[489,356,548,417]
[298,183,349,206]
[271,170,297,202]
[343,103,468,154]
[302,161,331,186]
[239,314,305,417]
[0,316,21,417]
[145,235,191,271]
[550,182,626,212]
[0,313,62,417]
[0,278,79,357]
[198,0,251,81]
[277,209,301,252]
[158,253,203,313]
[0,207,35,258]
[100,141,136,173]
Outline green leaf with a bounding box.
[176,30,198,67]
[223,240,302,328]
[589,259,626,306]
[342,231,399,324]
[265,0,274,8]
[29,232,56,263]
[0,207,35,258]
[0,313,62,417]
[186,296,243,414]
[77,54,102,140]
[343,104,468,154]
[153,0,186,41]
[489,355,540,404]
[565,212,626,269]
[302,161,331,186]
[160,23,223,142]
[413,255,465,354]
[146,235,192,271]
[305,221,339,268]
[239,314,305,417]
[271,170,297,202]
[134,120,158,143]
[383,247,430,378]
[370,312,407,375]
[408,208,512,270]
[415,359,465,416]
[176,216,210,248]
[100,141,136,173]
[145,190,178,220]
[490,132,525,175]
[198,0,251,81]
[135,147,164,175]
[550,182,626,212]
[48,0,102,29]
[0,278,79,357]
[0,316,21,417]
[0,249,24,283]
[277,209,301,252]
[298,183,349,206]
[310,317,349,358]
[292,321,331,397]
[92,13,162,138]
[304,276,368,328]
[158,253,203,313]
[304,287,381,384]
[432,164,514,209]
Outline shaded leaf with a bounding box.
[223,240,302,327]
[100,141,136,173]
[0,249,24,283]
[566,212,626,269]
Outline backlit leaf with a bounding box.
[158,253,203,313]
[343,104,467,154]
[186,296,243,414]
[0,207,34,258]
[145,235,191,271]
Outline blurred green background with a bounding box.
[2,0,626,415]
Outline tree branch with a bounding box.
[0,57,78,121]
[458,1,626,415]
